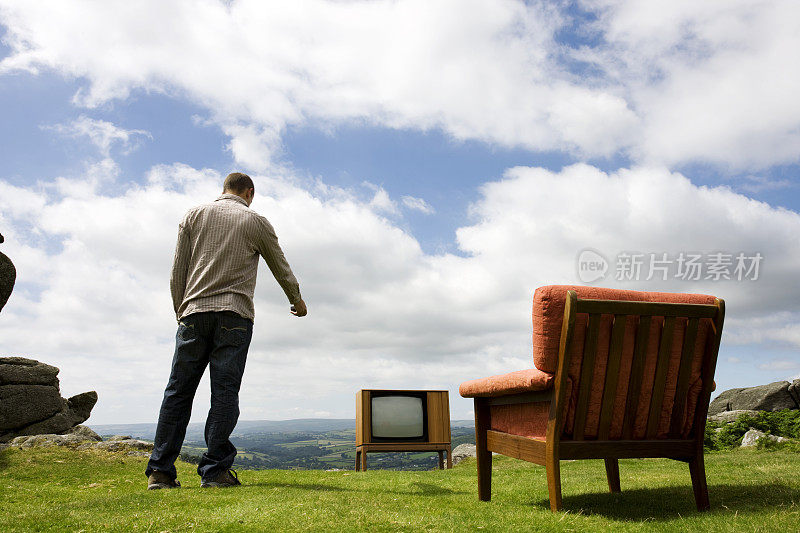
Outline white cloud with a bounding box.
[46,115,150,156]
[581,0,800,168]
[401,195,435,214]
[1,161,799,423]
[365,185,399,216]
[222,123,282,172]
[724,312,800,347]
[0,0,631,171]
[2,1,798,170]
[758,360,800,372]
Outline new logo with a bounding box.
[576,249,608,283]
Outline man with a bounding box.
[146,172,307,489]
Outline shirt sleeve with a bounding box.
[170,221,192,317]
[254,216,302,304]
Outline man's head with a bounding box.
[223,172,255,206]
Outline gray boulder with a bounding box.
[450,443,497,466]
[10,432,96,448]
[107,435,134,441]
[707,409,760,424]
[0,357,97,442]
[14,394,98,437]
[2,424,155,457]
[9,426,100,448]
[66,391,98,422]
[740,428,789,447]
[452,443,477,466]
[93,438,153,454]
[708,381,797,415]
[7,426,116,451]
[0,384,64,430]
[66,424,103,442]
[0,357,59,386]
[789,379,800,408]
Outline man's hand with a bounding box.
[290,298,307,317]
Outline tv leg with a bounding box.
[355,450,361,472]
[446,446,452,469]
[438,451,444,469]
[361,450,368,471]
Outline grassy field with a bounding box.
[1,446,798,532]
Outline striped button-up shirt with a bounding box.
[171,193,301,321]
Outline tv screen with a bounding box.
[371,395,425,440]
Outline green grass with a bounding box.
[1,447,799,532]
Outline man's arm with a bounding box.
[254,217,305,315]
[170,222,191,318]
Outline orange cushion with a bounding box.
[490,402,550,440]
[532,285,717,373]
[459,368,554,398]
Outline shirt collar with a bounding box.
[216,193,248,207]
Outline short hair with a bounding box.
[223,172,254,194]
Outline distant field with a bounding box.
[169,425,477,471]
[1,446,798,532]
[89,420,476,471]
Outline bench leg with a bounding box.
[475,398,492,501]
[546,455,562,512]
[605,458,621,493]
[689,454,710,511]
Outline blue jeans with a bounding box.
[146,311,253,481]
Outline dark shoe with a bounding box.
[201,469,241,488]
[147,471,181,490]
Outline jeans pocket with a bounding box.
[220,325,249,347]
[178,321,196,341]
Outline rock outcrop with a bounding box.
[789,379,800,407]
[0,232,15,313]
[450,443,499,466]
[2,426,153,457]
[707,409,761,424]
[0,357,97,443]
[740,428,789,447]
[452,443,477,466]
[6,424,102,448]
[707,381,798,416]
[90,435,153,454]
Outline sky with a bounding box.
[1,0,799,425]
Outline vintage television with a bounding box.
[355,389,451,470]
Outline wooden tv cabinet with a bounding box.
[355,389,452,471]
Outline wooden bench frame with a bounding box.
[473,290,725,511]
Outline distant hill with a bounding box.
[89,418,475,441]
[89,418,357,441]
